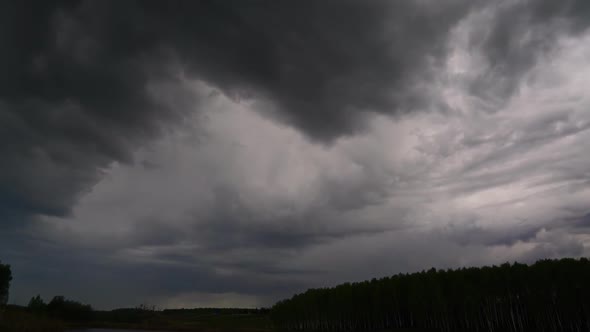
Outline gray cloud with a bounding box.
[4,0,590,220]
[467,1,590,108]
[0,0,480,220]
[2,0,590,309]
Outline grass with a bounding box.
[1,306,273,332]
[0,306,461,332]
[88,310,273,332]
[0,306,65,332]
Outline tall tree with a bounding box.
[271,258,590,332]
[0,261,12,307]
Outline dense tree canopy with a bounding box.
[46,296,93,322]
[271,258,590,332]
[0,261,12,307]
[27,294,47,313]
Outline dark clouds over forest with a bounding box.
[2,0,590,308]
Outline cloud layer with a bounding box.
[1,0,590,308]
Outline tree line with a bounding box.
[0,259,273,331]
[27,294,93,322]
[271,258,590,332]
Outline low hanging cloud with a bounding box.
[2,0,590,309]
[0,0,482,220]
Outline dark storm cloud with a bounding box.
[126,0,480,140]
[4,0,590,221]
[3,0,590,308]
[0,1,185,218]
[1,0,481,220]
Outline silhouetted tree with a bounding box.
[47,295,93,322]
[137,303,157,311]
[271,258,590,332]
[0,261,12,308]
[28,294,47,313]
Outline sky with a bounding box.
[1,0,590,309]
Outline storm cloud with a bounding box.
[2,0,590,308]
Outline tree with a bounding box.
[47,295,93,322]
[137,303,157,311]
[0,261,12,307]
[28,294,47,313]
[271,258,590,332]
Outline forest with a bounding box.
[4,258,590,331]
[271,258,590,332]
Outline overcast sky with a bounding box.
[2,0,590,309]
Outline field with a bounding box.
[1,306,272,332]
[1,305,65,332]
[89,308,273,332]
